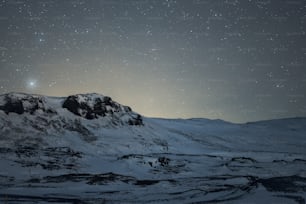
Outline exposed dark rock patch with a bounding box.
[12,146,82,171]
[158,157,171,167]
[0,97,24,114]
[134,180,160,186]
[230,157,257,164]
[27,172,176,187]
[0,194,93,204]
[259,175,306,193]
[275,195,305,204]
[41,172,135,185]
[128,114,143,126]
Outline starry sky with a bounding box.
[0,0,306,123]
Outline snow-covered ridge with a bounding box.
[0,92,143,126]
[0,92,144,145]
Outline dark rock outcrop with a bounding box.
[0,93,56,115]
[62,95,110,119]
[62,94,143,126]
[0,96,24,114]
[128,114,143,126]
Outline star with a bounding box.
[26,79,38,90]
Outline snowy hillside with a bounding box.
[0,93,306,203]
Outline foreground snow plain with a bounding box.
[0,93,306,203]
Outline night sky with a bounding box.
[0,0,306,122]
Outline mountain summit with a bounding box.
[0,92,143,125]
[0,92,143,142]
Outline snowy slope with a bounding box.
[0,92,306,203]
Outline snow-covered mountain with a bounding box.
[0,92,306,203]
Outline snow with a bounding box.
[0,92,306,203]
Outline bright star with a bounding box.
[26,79,38,89]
